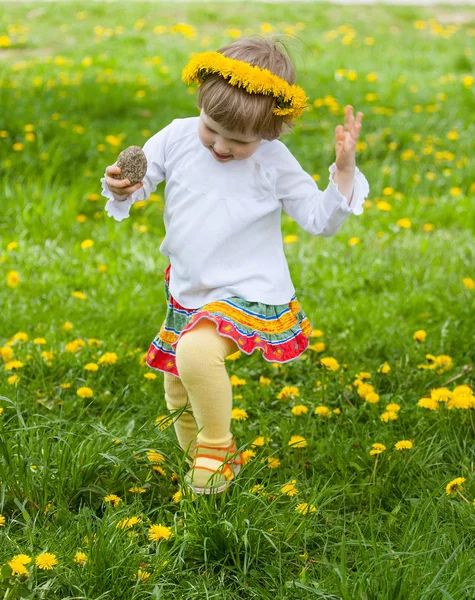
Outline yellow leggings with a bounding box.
[163,318,240,457]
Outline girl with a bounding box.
[100,36,369,496]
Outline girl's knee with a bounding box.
[175,319,236,371]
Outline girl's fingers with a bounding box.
[106,176,130,187]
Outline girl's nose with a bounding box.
[214,138,230,154]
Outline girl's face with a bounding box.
[198,110,262,162]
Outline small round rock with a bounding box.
[111,146,148,186]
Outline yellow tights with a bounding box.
[163,318,239,458]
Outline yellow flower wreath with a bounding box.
[182,51,308,121]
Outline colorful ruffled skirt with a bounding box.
[146,264,314,378]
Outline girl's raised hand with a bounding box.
[105,163,143,197]
[334,105,364,173]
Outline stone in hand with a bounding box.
[111,146,148,186]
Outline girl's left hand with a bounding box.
[334,105,364,173]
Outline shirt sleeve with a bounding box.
[100,120,175,222]
[275,145,370,237]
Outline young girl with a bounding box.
[100,36,369,496]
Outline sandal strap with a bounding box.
[196,441,237,451]
[192,459,235,481]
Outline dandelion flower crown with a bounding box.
[182,51,309,121]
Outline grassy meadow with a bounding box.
[1,1,475,598]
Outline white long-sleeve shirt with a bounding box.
[101,116,370,309]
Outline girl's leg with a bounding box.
[163,372,199,459]
[174,319,239,447]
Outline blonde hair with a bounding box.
[196,36,298,141]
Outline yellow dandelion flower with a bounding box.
[430,387,452,402]
[447,394,472,410]
[4,360,24,371]
[229,374,246,386]
[172,490,183,503]
[1,346,14,361]
[281,480,298,496]
[10,554,32,566]
[73,551,87,565]
[357,372,372,380]
[434,355,453,373]
[241,449,255,465]
[152,465,166,476]
[365,392,380,404]
[413,330,427,342]
[84,363,99,371]
[356,382,375,399]
[33,338,47,345]
[0,514,5,526]
[251,436,267,446]
[144,372,157,380]
[7,270,20,287]
[116,516,141,529]
[97,352,118,365]
[65,339,86,352]
[260,22,274,33]
[463,277,475,290]
[380,411,398,423]
[8,555,31,576]
[320,357,340,371]
[11,332,28,342]
[314,405,331,417]
[80,239,94,249]
[231,407,248,421]
[295,503,317,515]
[77,387,93,398]
[378,362,391,374]
[309,341,326,353]
[225,28,241,38]
[369,443,386,455]
[417,397,439,410]
[453,385,473,396]
[35,553,58,570]
[395,440,413,451]
[41,350,55,362]
[266,456,281,469]
[291,404,309,416]
[72,291,87,300]
[288,435,307,448]
[104,494,121,507]
[129,486,147,494]
[446,477,465,495]
[277,385,300,400]
[251,484,265,494]
[148,524,173,541]
[137,569,151,581]
[146,450,165,464]
[154,414,173,430]
[397,218,411,228]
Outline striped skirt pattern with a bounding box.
[146,264,314,378]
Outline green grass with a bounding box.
[1,2,475,598]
